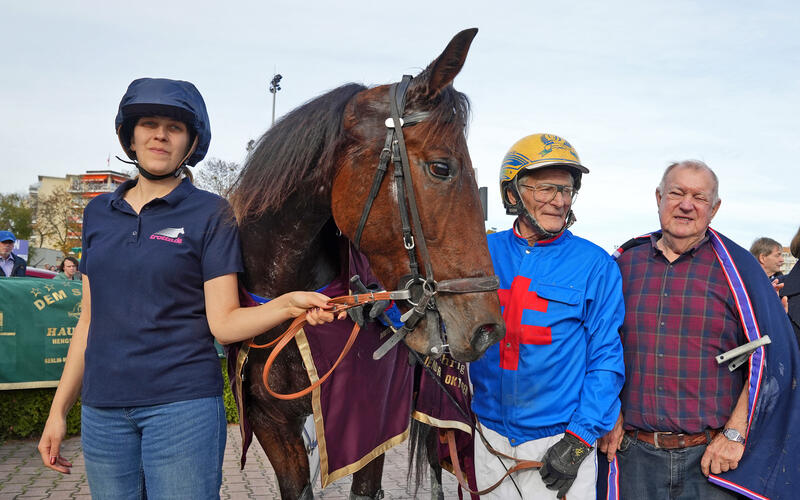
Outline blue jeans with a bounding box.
[81,396,226,500]
[617,433,739,500]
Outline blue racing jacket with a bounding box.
[470,227,625,446]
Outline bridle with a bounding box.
[251,75,501,398]
[351,75,499,359]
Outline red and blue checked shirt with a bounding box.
[616,233,745,433]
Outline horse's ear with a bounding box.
[411,28,478,100]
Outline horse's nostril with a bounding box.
[473,323,504,354]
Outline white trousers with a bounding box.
[473,425,597,500]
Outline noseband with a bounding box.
[352,75,499,358]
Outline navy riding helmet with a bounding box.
[115,78,211,171]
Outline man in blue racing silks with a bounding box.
[470,133,625,499]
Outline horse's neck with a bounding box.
[240,201,340,298]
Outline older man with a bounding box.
[598,161,800,500]
[470,133,625,500]
[750,237,785,280]
[0,230,26,277]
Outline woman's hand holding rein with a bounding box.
[283,291,346,326]
[204,274,343,344]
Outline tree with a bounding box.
[194,158,241,198]
[33,187,81,254]
[0,193,33,239]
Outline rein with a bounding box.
[406,348,543,497]
[248,290,409,400]
[250,290,542,494]
[249,279,493,399]
[249,294,540,494]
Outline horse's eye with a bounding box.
[428,162,451,178]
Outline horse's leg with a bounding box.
[349,454,385,500]
[426,429,444,500]
[252,418,311,499]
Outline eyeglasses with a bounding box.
[518,182,578,203]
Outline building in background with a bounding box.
[28,175,72,252]
[29,170,130,262]
[68,170,131,258]
[73,171,130,200]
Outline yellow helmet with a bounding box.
[499,133,589,215]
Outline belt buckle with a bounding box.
[653,431,673,449]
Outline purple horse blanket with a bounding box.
[226,247,477,491]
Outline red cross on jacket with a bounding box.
[497,276,551,370]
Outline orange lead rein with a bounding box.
[446,429,545,497]
[251,291,397,400]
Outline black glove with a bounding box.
[347,275,390,327]
[540,433,592,499]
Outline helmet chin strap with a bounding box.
[136,163,183,180]
[114,156,182,180]
[518,206,564,240]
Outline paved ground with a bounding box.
[0,425,459,499]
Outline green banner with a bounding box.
[0,277,82,390]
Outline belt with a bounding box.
[626,429,720,450]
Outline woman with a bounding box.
[55,256,80,280]
[782,226,800,345]
[38,78,339,499]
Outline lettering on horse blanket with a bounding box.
[415,353,480,499]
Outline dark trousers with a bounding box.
[617,433,740,499]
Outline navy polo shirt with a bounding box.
[79,178,243,407]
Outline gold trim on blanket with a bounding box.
[325,428,409,487]
[412,410,473,435]
[295,327,410,488]
[439,459,457,476]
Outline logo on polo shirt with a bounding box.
[150,227,184,244]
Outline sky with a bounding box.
[2,0,798,251]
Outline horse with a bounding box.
[228,28,504,499]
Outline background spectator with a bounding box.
[56,257,81,280]
[0,230,27,277]
[749,237,784,279]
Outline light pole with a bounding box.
[269,74,282,126]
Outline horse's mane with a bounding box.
[230,83,367,222]
[229,81,471,224]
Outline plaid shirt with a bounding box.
[616,233,745,433]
